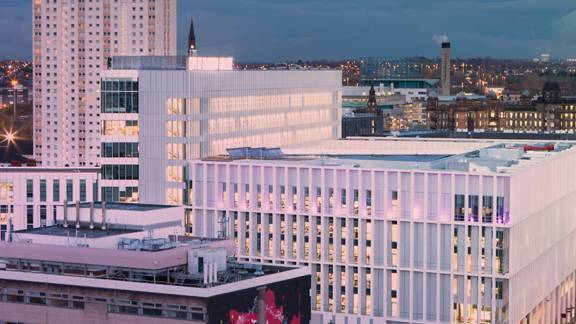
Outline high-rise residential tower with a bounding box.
[32,0,177,167]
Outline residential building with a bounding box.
[0,85,31,110]
[100,55,342,205]
[428,82,576,133]
[0,166,99,238]
[33,0,177,167]
[188,138,576,324]
[0,202,311,323]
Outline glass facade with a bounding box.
[101,143,139,158]
[101,187,139,202]
[102,120,139,136]
[102,165,139,180]
[101,79,139,113]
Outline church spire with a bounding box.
[188,18,197,56]
[367,85,381,115]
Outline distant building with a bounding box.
[0,85,31,110]
[342,114,384,138]
[361,78,439,103]
[427,82,576,133]
[0,202,311,323]
[359,57,432,79]
[342,84,427,137]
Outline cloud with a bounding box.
[556,10,576,43]
[0,0,575,60]
[433,35,449,45]
[0,1,32,60]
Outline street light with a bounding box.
[0,129,17,148]
[10,79,18,120]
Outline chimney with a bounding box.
[89,202,95,229]
[63,200,69,228]
[441,41,451,96]
[75,201,81,229]
[101,202,107,231]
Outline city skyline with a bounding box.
[2,0,576,62]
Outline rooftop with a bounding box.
[205,138,576,174]
[0,239,307,295]
[74,201,173,211]
[15,225,139,239]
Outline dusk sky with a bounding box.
[2,0,575,61]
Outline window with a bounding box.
[166,188,182,205]
[26,179,33,202]
[166,143,184,160]
[101,187,139,203]
[26,205,34,229]
[66,180,73,202]
[166,98,185,115]
[454,194,465,222]
[0,182,14,203]
[79,180,86,202]
[52,179,60,202]
[166,166,183,182]
[102,120,139,136]
[101,142,139,158]
[166,121,185,137]
[101,165,140,180]
[101,79,138,113]
[40,180,47,202]
[40,206,47,226]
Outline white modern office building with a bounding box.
[99,56,342,205]
[0,166,100,237]
[188,137,576,324]
[32,0,177,167]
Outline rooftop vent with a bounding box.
[226,147,283,159]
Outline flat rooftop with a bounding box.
[206,138,576,174]
[15,225,139,239]
[74,202,174,212]
[336,154,451,162]
[0,240,303,292]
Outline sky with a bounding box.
[1,0,576,62]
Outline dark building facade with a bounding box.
[342,114,385,138]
